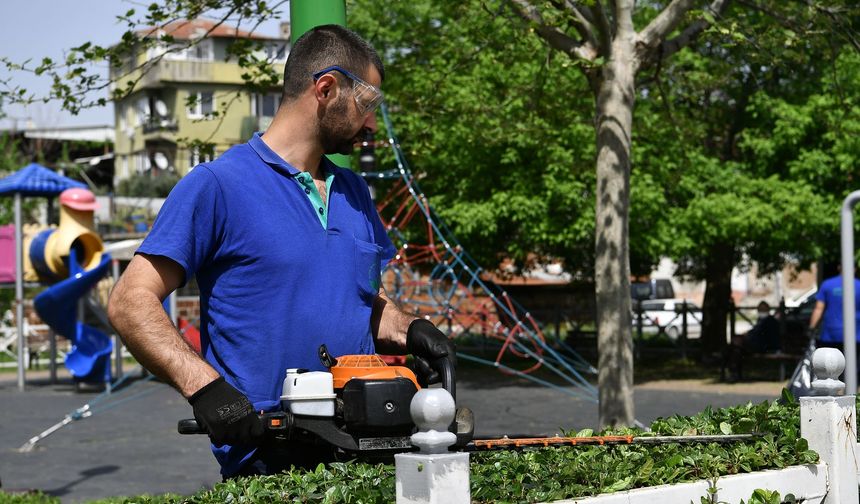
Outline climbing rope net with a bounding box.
[362,105,598,402]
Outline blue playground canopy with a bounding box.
[0,162,86,197]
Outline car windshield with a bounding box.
[641,301,668,311]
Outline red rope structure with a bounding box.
[364,106,598,402]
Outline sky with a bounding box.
[0,0,287,130]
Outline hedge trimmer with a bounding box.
[179,345,761,460]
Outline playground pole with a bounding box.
[289,0,350,168]
[15,192,25,391]
[841,191,860,394]
[290,0,346,37]
[113,258,123,379]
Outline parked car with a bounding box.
[631,279,675,301]
[632,298,702,340]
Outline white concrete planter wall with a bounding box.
[548,464,827,504]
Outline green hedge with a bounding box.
[0,390,821,504]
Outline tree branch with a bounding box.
[505,0,598,61]
[614,0,635,39]
[636,0,731,71]
[590,0,614,54]
[548,0,599,50]
[637,0,697,51]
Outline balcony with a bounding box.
[134,59,266,89]
[142,117,179,134]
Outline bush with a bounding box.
[116,173,180,198]
[59,389,818,504]
[0,491,59,504]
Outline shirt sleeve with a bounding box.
[816,284,827,303]
[135,166,225,286]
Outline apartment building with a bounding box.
[111,19,288,185]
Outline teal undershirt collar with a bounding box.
[293,168,335,229]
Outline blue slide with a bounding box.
[34,252,113,384]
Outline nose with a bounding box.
[364,111,378,134]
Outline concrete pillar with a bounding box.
[800,347,859,504]
[395,388,470,504]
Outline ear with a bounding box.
[314,74,339,104]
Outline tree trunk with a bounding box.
[595,43,636,428]
[700,243,735,358]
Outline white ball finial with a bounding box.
[812,348,846,396]
[409,388,457,454]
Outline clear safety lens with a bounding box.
[352,79,384,115]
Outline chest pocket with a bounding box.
[354,237,382,302]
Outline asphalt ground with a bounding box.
[0,366,783,503]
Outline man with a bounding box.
[107,25,455,478]
[808,265,860,348]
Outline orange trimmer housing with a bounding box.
[330,354,421,390]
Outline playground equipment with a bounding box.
[364,105,598,404]
[29,189,106,281]
[0,162,89,390]
[27,188,114,384]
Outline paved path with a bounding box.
[0,367,782,503]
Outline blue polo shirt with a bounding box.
[136,133,396,476]
[816,275,860,343]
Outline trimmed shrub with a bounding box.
[35,389,815,503]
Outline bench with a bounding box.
[721,349,803,382]
[751,351,803,381]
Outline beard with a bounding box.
[319,96,363,155]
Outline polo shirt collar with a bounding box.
[249,132,337,177]
[249,132,301,176]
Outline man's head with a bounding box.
[757,301,771,319]
[281,25,384,154]
[282,25,384,102]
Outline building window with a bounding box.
[265,41,287,62]
[189,146,214,170]
[121,155,129,178]
[136,97,150,126]
[163,38,214,61]
[253,93,280,118]
[187,91,215,119]
[187,38,214,61]
[134,152,151,174]
[118,103,127,131]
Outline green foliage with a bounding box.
[740,49,860,263]
[116,173,180,198]
[348,0,599,273]
[0,491,59,504]
[739,489,793,504]
[632,10,843,282]
[82,396,816,504]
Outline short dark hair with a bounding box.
[281,25,384,102]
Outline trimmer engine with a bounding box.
[280,352,421,445]
[179,345,473,459]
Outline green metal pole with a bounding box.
[290,0,351,168]
[290,0,346,41]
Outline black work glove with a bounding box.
[407,318,456,387]
[188,377,265,447]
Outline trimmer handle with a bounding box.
[433,356,456,402]
[178,418,204,435]
[177,411,289,436]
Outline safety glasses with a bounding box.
[312,65,384,115]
